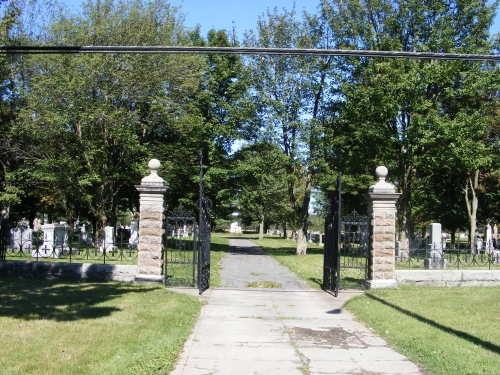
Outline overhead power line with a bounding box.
[0,45,499,61]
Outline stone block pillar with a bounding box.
[135,159,169,283]
[364,166,401,289]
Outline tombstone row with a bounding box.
[8,221,139,258]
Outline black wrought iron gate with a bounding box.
[323,173,368,296]
[163,152,211,294]
[197,151,211,294]
[164,206,197,287]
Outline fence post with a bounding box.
[135,159,169,283]
[364,166,401,289]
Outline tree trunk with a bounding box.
[464,169,479,254]
[397,166,414,249]
[296,226,307,255]
[259,215,264,240]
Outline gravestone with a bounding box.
[10,226,32,251]
[129,220,139,247]
[35,223,69,258]
[485,223,493,253]
[425,223,445,269]
[230,222,242,234]
[101,226,115,252]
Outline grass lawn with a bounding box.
[0,277,202,375]
[345,288,500,375]
[209,233,229,287]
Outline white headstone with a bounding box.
[425,223,445,269]
[129,220,139,247]
[10,226,32,251]
[230,222,242,234]
[101,226,115,252]
[486,223,493,252]
[36,223,68,257]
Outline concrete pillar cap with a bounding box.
[369,166,396,193]
[141,159,164,186]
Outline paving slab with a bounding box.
[170,238,426,375]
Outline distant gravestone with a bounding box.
[485,223,493,253]
[101,226,115,252]
[36,223,69,258]
[425,223,445,269]
[230,222,242,234]
[129,220,138,247]
[10,226,32,251]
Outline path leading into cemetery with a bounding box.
[171,238,425,375]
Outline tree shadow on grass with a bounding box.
[0,276,157,322]
[366,293,500,355]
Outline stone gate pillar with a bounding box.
[135,159,169,283]
[365,166,401,289]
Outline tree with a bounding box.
[245,5,335,254]
[321,0,498,246]
[231,141,289,239]
[11,0,206,237]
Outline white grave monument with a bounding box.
[10,225,32,251]
[485,223,493,253]
[425,223,445,269]
[36,223,69,258]
[101,226,115,252]
[230,222,242,234]
[129,220,139,247]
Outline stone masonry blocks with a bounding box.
[138,251,162,260]
[137,258,163,267]
[137,243,162,252]
[138,228,164,237]
[137,265,162,276]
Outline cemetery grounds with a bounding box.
[1,234,500,374]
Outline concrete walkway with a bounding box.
[170,238,424,375]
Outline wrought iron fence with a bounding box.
[395,238,500,270]
[5,227,138,264]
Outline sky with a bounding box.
[64,0,500,42]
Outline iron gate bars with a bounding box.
[198,151,211,295]
[323,173,342,296]
[164,206,197,287]
[339,211,368,290]
[323,173,368,296]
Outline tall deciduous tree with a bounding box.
[321,0,498,246]
[12,0,205,237]
[231,141,289,240]
[245,6,335,254]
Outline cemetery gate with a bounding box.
[163,152,211,294]
[163,206,198,287]
[323,173,368,296]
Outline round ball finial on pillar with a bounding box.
[149,158,161,172]
[375,166,388,180]
[369,165,396,194]
[141,159,164,186]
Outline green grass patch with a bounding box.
[252,237,324,289]
[0,277,202,375]
[210,234,229,287]
[246,281,282,288]
[345,287,500,375]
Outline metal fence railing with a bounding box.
[5,226,138,265]
[395,238,500,270]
